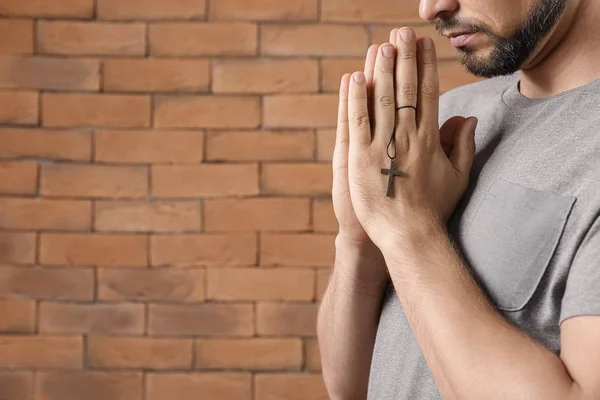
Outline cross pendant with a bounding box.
[380,158,403,197]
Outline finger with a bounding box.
[348,71,371,154]
[439,116,466,157]
[417,37,440,141]
[364,44,379,128]
[332,74,352,193]
[450,117,478,176]
[372,43,397,150]
[389,28,399,47]
[395,28,418,137]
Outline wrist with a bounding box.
[379,217,448,262]
[334,233,390,293]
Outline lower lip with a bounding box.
[450,33,475,48]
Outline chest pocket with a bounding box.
[461,177,576,312]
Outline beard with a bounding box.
[434,0,568,78]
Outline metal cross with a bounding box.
[381,158,403,197]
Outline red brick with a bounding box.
[0,20,34,54]
[320,58,364,92]
[0,197,91,230]
[41,164,148,198]
[98,0,206,20]
[42,93,150,128]
[104,59,210,92]
[0,371,31,400]
[305,339,322,371]
[206,268,314,301]
[146,373,251,400]
[0,233,36,264]
[260,233,335,267]
[95,130,204,163]
[0,267,93,300]
[95,201,202,232]
[439,60,482,92]
[0,128,91,161]
[0,91,38,125]
[40,233,148,267]
[256,303,318,336]
[150,23,257,56]
[262,163,332,195]
[38,21,146,56]
[263,95,338,128]
[0,0,94,17]
[0,161,37,195]
[88,337,193,369]
[316,129,336,160]
[36,372,142,400]
[322,0,420,22]
[39,302,144,334]
[0,336,82,368]
[0,300,35,333]
[152,164,259,198]
[255,374,328,400]
[371,25,458,60]
[204,198,310,232]
[97,268,205,301]
[261,24,368,56]
[196,338,302,370]
[206,130,313,162]
[0,56,99,90]
[151,233,257,267]
[209,0,317,21]
[313,198,338,232]
[213,59,318,94]
[316,267,332,301]
[154,95,260,129]
[149,304,254,336]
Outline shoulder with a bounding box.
[439,71,519,119]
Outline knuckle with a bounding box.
[401,51,417,60]
[396,134,410,151]
[421,56,437,66]
[351,112,370,128]
[420,82,438,102]
[400,83,417,101]
[377,95,395,109]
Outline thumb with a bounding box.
[449,117,478,175]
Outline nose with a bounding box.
[419,0,459,21]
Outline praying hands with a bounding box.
[332,27,479,255]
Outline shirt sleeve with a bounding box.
[560,215,600,324]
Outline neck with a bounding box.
[518,0,600,99]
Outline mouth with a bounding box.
[444,31,478,48]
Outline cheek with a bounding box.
[465,0,529,38]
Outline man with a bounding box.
[317,0,600,399]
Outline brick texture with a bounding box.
[39,302,145,334]
[196,338,303,370]
[146,373,251,400]
[0,0,480,397]
[87,337,193,369]
[0,20,34,54]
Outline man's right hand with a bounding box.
[331,44,390,287]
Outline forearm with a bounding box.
[317,235,389,400]
[382,225,578,400]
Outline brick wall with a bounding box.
[0,0,479,399]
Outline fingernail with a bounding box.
[353,72,365,83]
[422,37,433,50]
[382,45,394,58]
[400,29,414,43]
[470,117,478,131]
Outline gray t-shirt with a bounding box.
[367,71,600,399]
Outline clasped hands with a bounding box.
[332,27,479,255]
